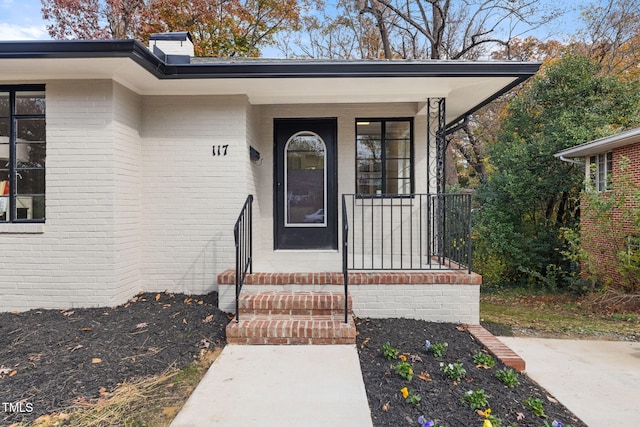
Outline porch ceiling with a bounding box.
[0,40,540,125]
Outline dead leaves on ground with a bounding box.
[162,406,179,419]
[417,371,432,382]
[0,366,17,378]
[27,412,71,426]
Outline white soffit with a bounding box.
[0,56,520,122]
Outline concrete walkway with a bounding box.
[170,345,373,427]
[499,337,640,427]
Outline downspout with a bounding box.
[557,155,584,165]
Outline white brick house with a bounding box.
[0,33,539,324]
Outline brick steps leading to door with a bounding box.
[226,291,356,345]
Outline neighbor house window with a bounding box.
[0,86,46,222]
[356,119,413,195]
[589,152,612,192]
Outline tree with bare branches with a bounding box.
[361,0,561,60]
[577,0,640,80]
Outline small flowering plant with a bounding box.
[394,354,414,380]
[482,408,502,427]
[428,341,448,358]
[400,386,409,398]
[418,415,443,427]
[462,388,488,410]
[525,396,547,418]
[473,351,496,368]
[543,421,572,427]
[381,342,399,360]
[400,387,421,405]
[440,361,467,381]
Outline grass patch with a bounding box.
[480,291,639,340]
[22,348,222,427]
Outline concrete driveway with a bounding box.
[499,337,640,427]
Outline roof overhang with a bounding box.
[555,127,640,161]
[0,39,540,126]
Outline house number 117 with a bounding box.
[212,145,229,156]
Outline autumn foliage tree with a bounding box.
[41,0,144,39]
[473,54,640,290]
[41,0,304,57]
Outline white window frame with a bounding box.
[588,152,612,192]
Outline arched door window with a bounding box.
[284,131,327,227]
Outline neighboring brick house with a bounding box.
[0,32,540,326]
[555,127,640,289]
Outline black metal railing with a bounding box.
[234,195,253,322]
[341,194,349,324]
[341,193,472,273]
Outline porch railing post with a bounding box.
[342,194,349,324]
[234,194,253,323]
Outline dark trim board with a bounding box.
[0,40,541,80]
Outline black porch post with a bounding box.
[427,98,447,262]
[426,98,446,195]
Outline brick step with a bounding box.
[238,291,351,316]
[226,314,357,345]
[226,291,356,345]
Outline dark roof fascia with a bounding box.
[0,39,540,80]
[163,61,541,80]
[0,39,167,76]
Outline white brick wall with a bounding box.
[0,80,120,311]
[112,83,143,304]
[246,104,263,251]
[350,284,479,324]
[140,95,250,295]
[0,88,453,313]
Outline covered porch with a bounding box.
[217,64,538,343]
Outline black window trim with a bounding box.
[355,117,415,198]
[0,84,46,224]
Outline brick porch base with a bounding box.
[220,271,523,370]
[218,269,482,324]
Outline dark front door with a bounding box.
[274,118,337,250]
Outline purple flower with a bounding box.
[418,415,435,427]
[425,340,431,352]
[552,421,563,427]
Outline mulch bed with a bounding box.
[1,292,586,426]
[0,292,229,425]
[356,318,587,427]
